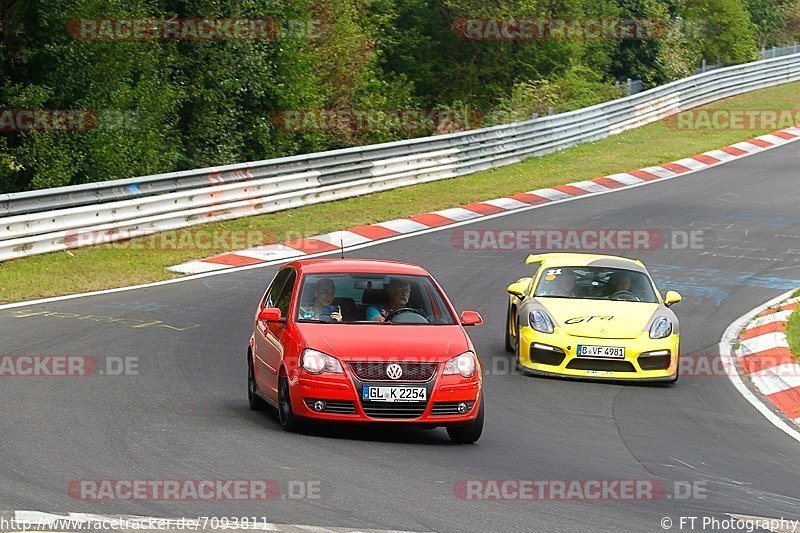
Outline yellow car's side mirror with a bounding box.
[507,282,527,298]
[664,290,682,307]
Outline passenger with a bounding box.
[298,277,342,322]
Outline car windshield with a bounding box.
[296,273,457,324]
[533,266,659,303]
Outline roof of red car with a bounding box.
[289,258,430,276]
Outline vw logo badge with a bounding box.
[386,363,403,380]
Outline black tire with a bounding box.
[446,395,484,444]
[247,352,267,411]
[504,307,515,353]
[277,374,300,431]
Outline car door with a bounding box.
[254,268,297,402]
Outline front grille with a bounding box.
[566,358,636,372]
[304,399,356,414]
[350,362,437,382]
[638,353,671,370]
[431,401,475,416]
[530,345,566,366]
[360,401,428,419]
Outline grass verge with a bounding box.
[3,82,800,303]
[788,307,800,363]
[789,289,800,362]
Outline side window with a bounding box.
[273,269,297,316]
[263,269,292,308]
[526,262,542,295]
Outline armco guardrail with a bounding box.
[2,53,800,261]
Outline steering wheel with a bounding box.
[610,290,640,302]
[385,307,427,323]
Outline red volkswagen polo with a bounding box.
[247,259,484,443]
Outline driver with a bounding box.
[366,278,412,322]
[607,272,633,297]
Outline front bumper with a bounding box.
[290,365,481,424]
[518,325,679,381]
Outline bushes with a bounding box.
[0,0,778,193]
[487,68,623,125]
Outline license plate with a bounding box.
[362,386,426,402]
[577,345,626,358]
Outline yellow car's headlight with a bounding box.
[649,316,673,339]
[529,309,555,334]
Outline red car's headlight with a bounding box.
[443,351,477,378]
[300,349,343,374]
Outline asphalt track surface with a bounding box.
[2,142,800,532]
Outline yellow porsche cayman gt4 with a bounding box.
[505,253,682,382]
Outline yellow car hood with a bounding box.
[538,298,659,339]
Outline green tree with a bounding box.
[745,0,800,48]
[1,0,182,191]
[683,0,758,64]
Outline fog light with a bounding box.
[642,350,670,357]
[313,400,326,412]
[457,402,468,414]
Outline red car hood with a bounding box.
[296,323,470,362]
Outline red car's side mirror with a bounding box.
[258,308,283,322]
[460,310,483,326]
